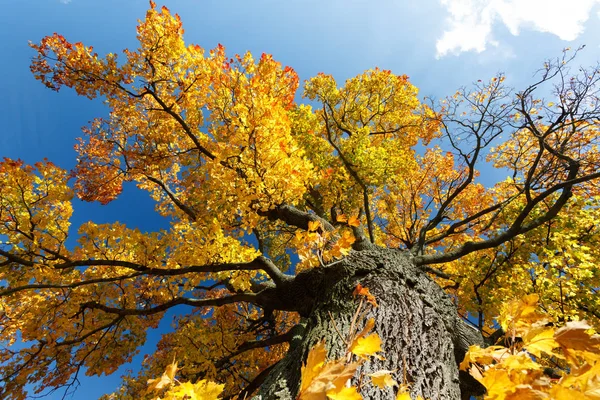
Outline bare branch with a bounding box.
[415,167,590,266]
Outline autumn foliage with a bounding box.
[1,1,600,399]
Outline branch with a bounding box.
[76,293,260,317]
[145,88,216,161]
[322,105,375,243]
[0,272,144,297]
[51,256,292,287]
[0,249,34,267]
[231,361,280,400]
[415,166,588,266]
[215,329,294,370]
[145,175,197,220]
[259,204,335,233]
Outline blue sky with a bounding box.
[2,0,600,398]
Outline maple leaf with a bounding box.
[299,358,360,400]
[350,333,383,360]
[300,340,328,395]
[554,321,600,363]
[353,284,378,307]
[146,361,178,393]
[326,386,362,400]
[554,321,600,353]
[369,370,398,388]
[164,380,224,400]
[523,327,558,358]
[478,368,515,398]
[336,214,348,223]
[308,220,321,232]
[347,216,360,227]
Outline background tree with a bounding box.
[1,3,599,399]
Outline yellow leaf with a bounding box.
[299,360,360,400]
[300,340,327,393]
[146,374,172,393]
[550,385,588,400]
[505,386,547,400]
[350,333,383,359]
[353,318,375,344]
[554,321,600,361]
[336,214,348,223]
[327,386,362,400]
[500,353,542,371]
[479,368,516,397]
[524,328,558,358]
[460,345,506,370]
[166,380,224,400]
[369,370,397,388]
[308,220,321,232]
[165,361,178,381]
[469,365,483,381]
[146,361,178,393]
[319,362,360,394]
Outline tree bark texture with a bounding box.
[254,249,484,400]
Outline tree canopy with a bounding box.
[1,2,600,399]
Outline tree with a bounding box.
[2,2,600,399]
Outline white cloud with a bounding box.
[436,0,600,57]
[59,0,72,4]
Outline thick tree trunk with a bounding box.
[254,248,485,399]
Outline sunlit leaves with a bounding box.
[462,295,600,399]
[349,333,383,361]
[32,2,314,228]
[298,69,439,222]
[368,370,397,389]
[291,223,356,270]
[163,380,224,400]
[0,158,73,254]
[146,361,224,399]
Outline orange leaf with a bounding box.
[348,216,360,227]
[353,284,377,307]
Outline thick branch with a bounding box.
[259,204,335,233]
[215,329,294,370]
[51,256,292,287]
[145,89,216,161]
[77,293,260,317]
[0,272,144,297]
[0,249,35,267]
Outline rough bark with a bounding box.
[253,248,485,400]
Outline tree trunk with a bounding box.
[254,248,485,399]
